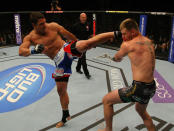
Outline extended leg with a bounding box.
[135,102,156,131]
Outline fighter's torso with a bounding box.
[29,24,64,59]
[127,36,155,83]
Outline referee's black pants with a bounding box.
[76,51,89,76]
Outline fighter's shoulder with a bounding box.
[47,22,63,31]
[121,41,130,48]
[48,22,60,28]
[23,31,37,44]
[23,32,32,41]
[121,41,135,52]
[120,42,129,51]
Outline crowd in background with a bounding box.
[0,31,16,46]
[147,34,170,58]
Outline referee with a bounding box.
[71,13,93,79]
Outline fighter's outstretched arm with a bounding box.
[76,32,114,52]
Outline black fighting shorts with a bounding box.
[118,80,156,104]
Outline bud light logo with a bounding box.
[0,63,56,113]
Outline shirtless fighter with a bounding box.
[96,18,157,131]
[19,12,79,128]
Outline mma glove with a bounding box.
[114,31,122,39]
[30,44,44,54]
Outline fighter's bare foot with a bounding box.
[98,129,106,131]
[98,128,111,131]
[56,116,71,128]
[56,121,64,128]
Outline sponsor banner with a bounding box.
[168,16,174,62]
[152,70,174,103]
[139,15,147,36]
[0,63,56,113]
[14,14,22,45]
[110,68,124,90]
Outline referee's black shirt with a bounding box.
[71,22,93,40]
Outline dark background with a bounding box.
[0,0,172,61]
[0,0,174,13]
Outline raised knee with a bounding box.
[102,95,110,105]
